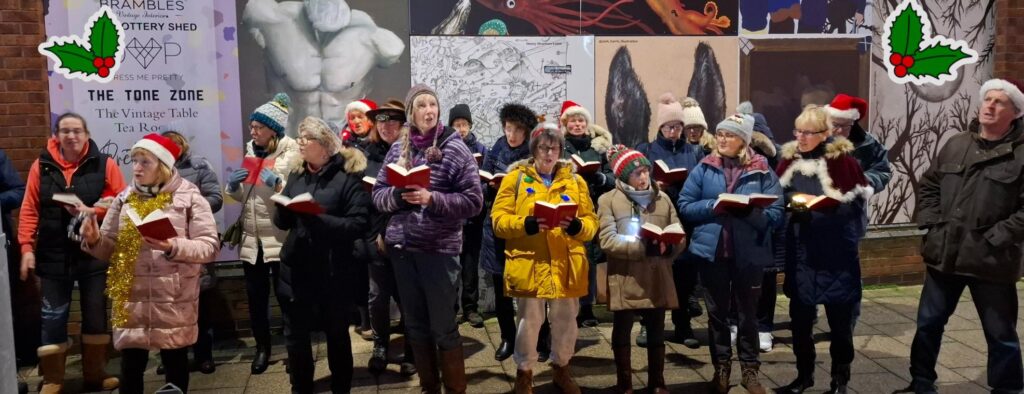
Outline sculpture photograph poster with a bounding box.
[236,0,411,136]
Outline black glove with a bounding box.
[564,217,583,236]
[644,238,662,257]
[726,205,755,218]
[583,171,605,186]
[791,210,812,224]
[524,216,540,235]
[392,187,415,210]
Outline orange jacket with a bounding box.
[18,138,127,254]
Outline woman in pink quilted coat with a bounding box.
[81,133,220,394]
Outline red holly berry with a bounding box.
[901,55,915,68]
[889,53,903,66]
[103,57,115,68]
[894,65,907,77]
[98,67,109,78]
[92,57,103,68]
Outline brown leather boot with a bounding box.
[439,345,467,394]
[81,334,120,391]
[37,342,69,394]
[710,360,731,394]
[612,346,633,393]
[409,341,441,394]
[741,362,767,394]
[514,369,533,394]
[647,346,669,393]
[551,363,581,394]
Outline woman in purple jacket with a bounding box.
[371,84,484,394]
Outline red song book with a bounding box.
[652,160,688,184]
[270,192,325,215]
[639,222,686,244]
[242,157,276,185]
[126,209,177,241]
[479,170,506,184]
[473,153,483,166]
[386,163,431,189]
[571,154,601,174]
[534,200,578,227]
[713,193,779,214]
[361,176,376,192]
[790,194,840,211]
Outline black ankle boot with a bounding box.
[825,363,850,394]
[776,374,814,394]
[494,339,514,361]
[251,344,270,374]
[368,344,387,376]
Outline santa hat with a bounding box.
[133,133,181,168]
[250,93,290,138]
[606,144,651,183]
[681,97,707,129]
[346,99,378,114]
[980,78,1024,119]
[826,94,869,122]
[559,100,592,125]
[655,93,685,129]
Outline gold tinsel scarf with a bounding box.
[105,191,173,328]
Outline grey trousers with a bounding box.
[389,247,463,350]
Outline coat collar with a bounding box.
[508,158,577,184]
[564,123,613,154]
[700,148,771,173]
[780,137,854,161]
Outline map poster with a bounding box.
[43,1,233,193]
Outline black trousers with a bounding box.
[613,309,665,348]
[670,258,699,329]
[121,347,189,394]
[700,258,761,364]
[790,299,856,376]
[460,219,483,314]
[280,292,354,394]
[193,287,214,361]
[910,268,1022,393]
[243,249,280,346]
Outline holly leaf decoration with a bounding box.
[907,43,972,78]
[89,11,119,59]
[42,42,98,74]
[889,5,923,56]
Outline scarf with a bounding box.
[106,191,173,328]
[134,182,163,198]
[566,134,591,152]
[619,181,656,208]
[253,144,269,159]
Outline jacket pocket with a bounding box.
[566,249,589,293]
[503,250,537,295]
[978,167,1022,223]
[920,223,946,264]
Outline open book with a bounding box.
[653,160,688,184]
[473,153,483,166]
[534,199,578,227]
[361,176,376,192]
[386,163,431,189]
[790,194,840,211]
[270,192,325,215]
[479,170,506,184]
[571,154,601,174]
[52,193,84,207]
[713,193,779,214]
[639,222,686,244]
[126,208,177,241]
[242,157,276,185]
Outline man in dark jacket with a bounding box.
[825,94,892,193]
[906,79,1024,394]
[449,103,487,327]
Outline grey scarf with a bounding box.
[619,180,656,208]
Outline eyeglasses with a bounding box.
[57,128,86,135]
[661,124,684,132]
[830,122,854,130]
[536,144,560,154]
[793,129,827,137]
[249,124,267,132]
[296,136,318,146]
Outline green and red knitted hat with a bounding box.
[606,144,651,183]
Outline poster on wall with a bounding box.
[867,0,994,225]
[739,38,870,144]
[739,0,875,35]
[236,0,410,136]
[410,0,738,36]
[595,36,740,148]
[43,1,241,213]
[410,35,596,146]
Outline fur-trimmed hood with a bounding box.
[338,146,367,174]
[564,123,614,154]
[780,137,855,161]
[750,131,777,158]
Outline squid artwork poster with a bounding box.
[236,0,412,137]
[411,0,739,36]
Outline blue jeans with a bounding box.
[40,272,107,345]
[910,268,1023,393]
[389,247,462,350]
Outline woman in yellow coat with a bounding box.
[492,123,599,394]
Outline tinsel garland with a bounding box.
[105,191,173,328]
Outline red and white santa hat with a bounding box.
[980,78,1024,119]
[132,133,181,168]
[559,100,592,125]
[825,94,869,121]
[345,98,378,114]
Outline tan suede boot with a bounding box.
[81,334,120,391]
[551,363,581,394]
[741,362,767,394]
[514,369,533,394]
[37,342,69,394]
[438,345,467,394]
[409,341,441,394]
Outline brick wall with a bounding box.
[995,0,1024,79]
[0,2,49,176]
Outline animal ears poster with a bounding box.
[411,0,739,36]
